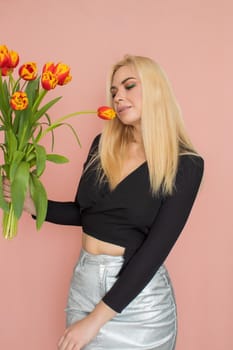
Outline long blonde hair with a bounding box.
[97,55,198,195]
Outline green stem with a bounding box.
[9,73,21,93]
[38,110,96,141]
[18,124,28,151]
[32,89,48,114]
[3,203,18,239]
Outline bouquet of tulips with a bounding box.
[0,44,116,239]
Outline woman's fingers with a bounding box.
[1,178,36,215]
[58,334,80,350]
[2,178,11,202]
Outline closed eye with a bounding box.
[125,83,136,90]
[110,87,117,98]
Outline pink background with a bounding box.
[0,1,231,349]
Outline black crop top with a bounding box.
[45,134,204,313]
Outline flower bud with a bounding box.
[10,91,29,110]
[19,62,37,80]
[97,106,116,120]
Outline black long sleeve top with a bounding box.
[45,134,204,313]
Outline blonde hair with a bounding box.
[96,55,198,195]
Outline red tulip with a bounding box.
[41,71,58,90]
[10,91,29,110]
[97,106,116,120]
[8,50,19,68]
[42,62,56,74]
[41,61,71,90]
[0,45,9,68]
[19,62,37,81]
[41,62,58,90]
[53,63,72,85]
[1,67,13,76]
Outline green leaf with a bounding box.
[12,110,22,134]
[41,121,81,147]
[11,161,30,219]
[46,154,69,164]
[0,73,9,118]
[34,144,46,176]
[32,124,43,144]
[43,112,55,150]
[6,129,18,163]
[32,96,62,124]
[9,150,25,181]
[62,122,81,147]
[25,78,40,108]
[29,173,47,230]
[31,89,47,114]
[0,169,9,212]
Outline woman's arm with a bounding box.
[102,155,204,312]
[44,134,101,226]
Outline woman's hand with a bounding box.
[58,301,117,350]
[2,177,36,216]
[2,178,11,204]
[57,315,101,350]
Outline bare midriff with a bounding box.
[82,232,125,256]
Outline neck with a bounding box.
[132,126,143,145]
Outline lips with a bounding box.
[117,105,131,113]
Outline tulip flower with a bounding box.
[19,62,37,81]
[1,67,13,76]
[10,91,29,110]
[42,62,56,73]
[41,62,72,90]
[54,63,72,85]
[41,71,58,90]
[0,45,9,68]
[97,106,116,120]
[8,50,19,68]
[41,62,58,90]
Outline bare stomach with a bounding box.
[82,232,125,256]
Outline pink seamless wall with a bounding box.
[0,1,231,349]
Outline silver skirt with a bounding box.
[66,249,177,350]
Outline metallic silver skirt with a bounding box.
[65,249,177,350]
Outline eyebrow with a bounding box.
[110,77,137,91]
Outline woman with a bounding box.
[4,55,204,350]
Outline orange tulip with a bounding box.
[41,62,71,90]
[8,50,19,68]
[1,67,13,76]
[54,63,72,85]
[41,71,58,90]
[0,45,9,68]
[42,62,56,73]
[97,106,116,120]
[19,62,37,81]
[10,91,29,110]
[41,62,58,90]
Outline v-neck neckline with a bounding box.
[113,161,147,191]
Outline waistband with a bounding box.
[79,248,125,266]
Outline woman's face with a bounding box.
[111,65,142,129]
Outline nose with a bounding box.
[113,88,125,102]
